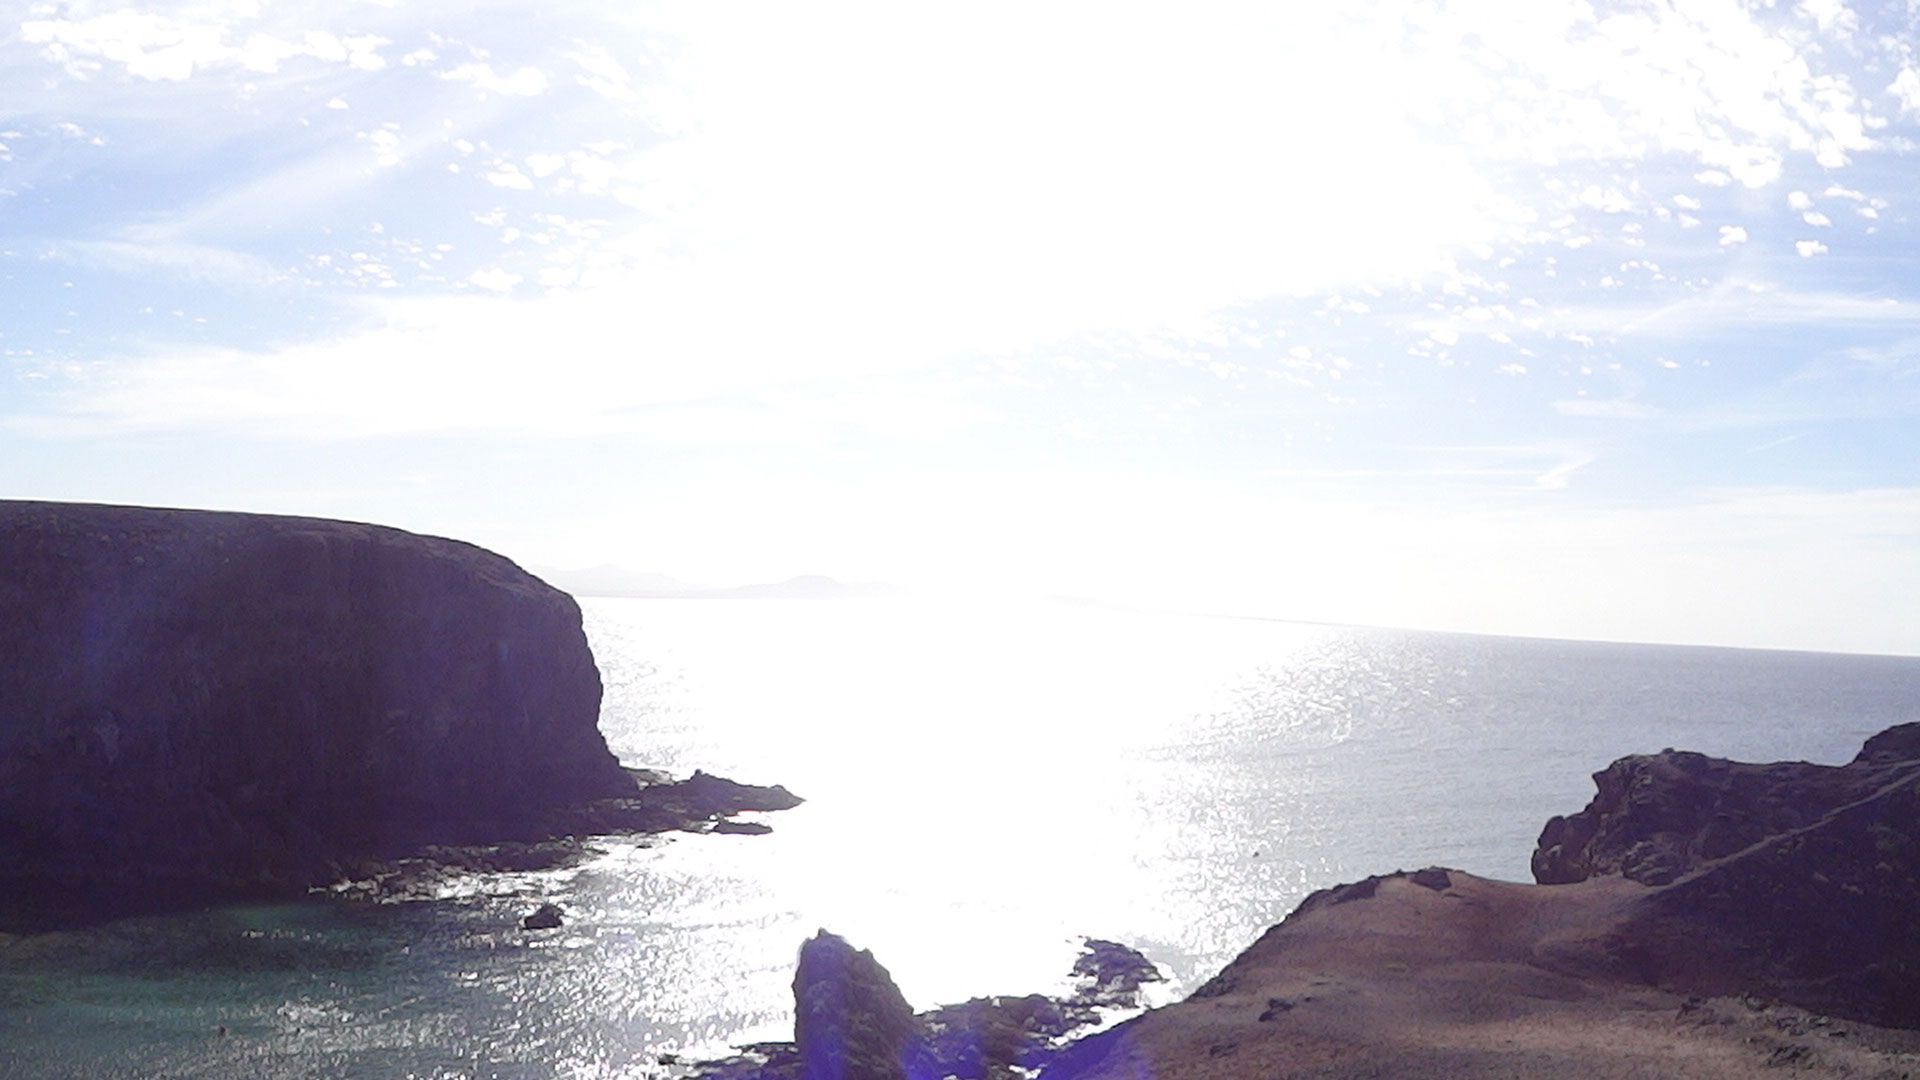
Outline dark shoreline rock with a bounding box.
[522,902,565,930]
[0,500,799,931]
[324,770,803,903]
[697,934,1165,1080]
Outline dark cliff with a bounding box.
[1531,723,1920,1027]
[0,500,636,923]
[1532,727,1920,886]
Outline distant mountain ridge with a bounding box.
[541,565,896,600]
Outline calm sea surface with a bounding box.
[4,597,1918,1079]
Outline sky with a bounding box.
[4,1,1920,655]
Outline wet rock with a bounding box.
[793,931,922,1080]
[521,903,564,930]
[1067,938,1164,1010]
[712,819,774,836]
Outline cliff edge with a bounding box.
[1028,725,1920,1078]
[0,500,636,924]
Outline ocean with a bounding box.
[4,596,1918,1080]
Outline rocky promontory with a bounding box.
[0,500,795,929]
[786,726,1920,1079]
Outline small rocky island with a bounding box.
[0,500,798,930]
[758,727,1920,1080]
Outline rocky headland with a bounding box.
[0,500,797,930]
[749,726,1920,1080]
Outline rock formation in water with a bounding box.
[794,931,923,1080]
[696,936,1164,1080]
[0,500,796,928]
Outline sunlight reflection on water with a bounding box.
[5,597,1917,1079]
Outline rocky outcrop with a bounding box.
[0,501,633,926]
[1527,725,1920,1025]
[1531,727,1920,886]
[1615,760,1920,1027]
[699,936,1165,1080]
[794,931,922,1080]
[1033,727,1920,1079]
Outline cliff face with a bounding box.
[1531,732,1920,886]
[0,501,635,921]
[1613,735,1920,1027]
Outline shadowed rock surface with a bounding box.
[698,935,1164,1080]
[794,931,921,1080]
[0,500,796,929]
[1532,725,1920,886]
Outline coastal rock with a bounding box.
[1068,938,1164,1010]
[1040,724,1920,1080]
[522,903,565,930]
[1531,726,1920,886]
[793,931,922,1080]
[0,500,635,926]
[1619,762,1920,1027]
[558,770,804,836]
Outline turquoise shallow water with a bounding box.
[5,597,1918,1079]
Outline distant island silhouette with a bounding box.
[541,565,898,601]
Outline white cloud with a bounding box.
[485,166,533,190]
[524,153,567,178]
[362,127,401,168]
[1673,194,1702,210]
[1799,0,1857,32]
[1788,191,1814,210]
[63,237,281,286]
[569,44,635,101]
[1695,170,1734,187]
[1533,451,1594,491]
[1719,225,1749,245]
[1890,68,1920,115]
[466,268,521,292]
[1796,239,1830,257]
[21,10,387,81]
[441,62,549,96]
[1803,210,1832,226]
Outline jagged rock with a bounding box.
[521,902,564,930]
[712,819,773,835]
[1068,938,1164,1009]
[1618,765,1920,1027]
[1524,723,1920,1027]
[0,501,638,927]
[1532,725,1920,886]
[793,931,922,1080]
[557,771,803,836]
[695,932,1161,1080]
[921,994,1071,1080]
